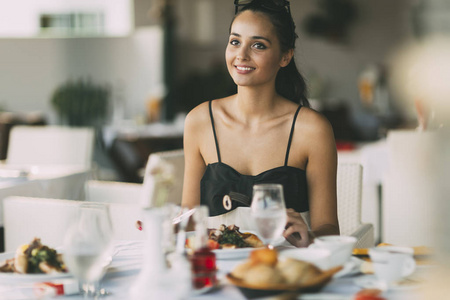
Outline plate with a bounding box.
[354,275,422,291]
[212,233,285,260]
[226,266,342,299]
[333,257,364,278]
[186,230,285,260]
[0,252,72,283]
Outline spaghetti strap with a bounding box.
[209,100,222,162]
[284,105,302,166]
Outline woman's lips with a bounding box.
[235,65,255,74]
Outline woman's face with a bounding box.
[226,10,290,88]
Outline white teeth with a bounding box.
[236,66,254,71]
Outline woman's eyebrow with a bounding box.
[230,32,272,44]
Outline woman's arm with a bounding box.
[306,112,339,237]
[181,106,208,209]
[284,109,339,247]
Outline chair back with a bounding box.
[141,149,184,207]
[337,163,363,236]
[3,196,144,252]
[6,125,95,168]
[85,180,143,204]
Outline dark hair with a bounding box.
[231,0,309,107]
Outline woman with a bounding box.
[182,0,339,247]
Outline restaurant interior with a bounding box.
[0,0,449,299]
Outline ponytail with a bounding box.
[276,57,309,107]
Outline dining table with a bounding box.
[0,239,430,300]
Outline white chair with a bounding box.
[83,149,185,207]
[6,125,95,168]
[3,196,144,252]
[85,180,143,204]
[141,149,184,207]
[337,163,374,248]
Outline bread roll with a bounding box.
[278,258,322,285]
[231,261,253,279]
[249,248,278,267]
[245,264,284,286]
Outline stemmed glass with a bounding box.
[251,184,287,249]
[63,203,113,299]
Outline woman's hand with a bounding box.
[283,208,314,248]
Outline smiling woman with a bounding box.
[182,0,339,248]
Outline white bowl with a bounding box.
[310,235,357,268]
[279,248,331,270]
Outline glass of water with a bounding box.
[63,203,113,298]
[251,184,287,249]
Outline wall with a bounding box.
[0,26,163,123]
[0,0,416,124]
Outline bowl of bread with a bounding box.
[226,248,342,298]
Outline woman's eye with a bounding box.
[230,39,240,46]
[253,42,267,49]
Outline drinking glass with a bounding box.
[251,184,287,249]
[63,203,113,299]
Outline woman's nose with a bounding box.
[236,46,249,61]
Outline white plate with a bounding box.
[0,252,72,283]
[333,257,364,278]
[354,275,422,291]
[186,230,284,260]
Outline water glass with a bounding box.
[251,184,287,249]
[63,203,113,298]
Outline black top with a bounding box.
[200,100,309,217]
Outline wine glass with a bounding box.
[251,184,287,249]
[63,203,113,298]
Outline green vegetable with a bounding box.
[219,228,249,248]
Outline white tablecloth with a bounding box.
[0,165,92,226]
[0,240,424,300]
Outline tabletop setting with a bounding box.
[0,183,435,300]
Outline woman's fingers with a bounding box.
[283,209,311,247]
[284,225,310,247]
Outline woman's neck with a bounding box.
[234,85,279,124]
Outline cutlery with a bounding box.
[172,208,196,225]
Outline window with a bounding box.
[0,0,133,38]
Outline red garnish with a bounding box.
[354,289,386,300]
[207,240,220,250]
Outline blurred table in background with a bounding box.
[102,122,184,183]
[0,165,92,252]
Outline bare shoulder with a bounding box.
[297,107,334,138]
[185,97,232,128]
[185,101,210,129]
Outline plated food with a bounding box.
[208,224,264,250]
[227,248,342,297]
[0,238,67,274]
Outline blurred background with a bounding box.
[0,0,447,182]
